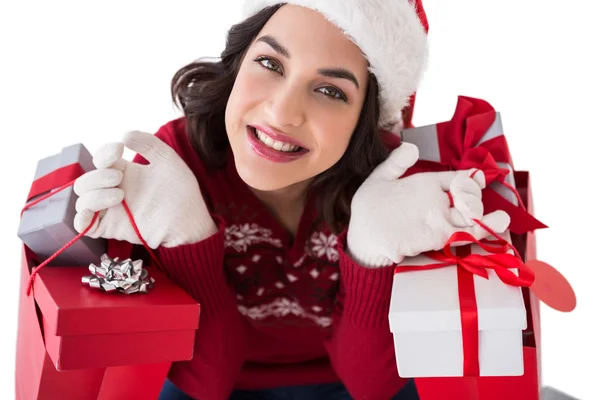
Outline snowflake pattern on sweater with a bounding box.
[237,297,332,327]
[222,219,340,328]
[225,223,283,252]
[309,231,339,262]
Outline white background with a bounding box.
[1,1,598,399]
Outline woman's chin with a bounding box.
[236,165,314,194]
[236,168,289,192]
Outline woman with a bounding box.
[72,1,509,399]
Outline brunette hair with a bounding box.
[170,4,390,233]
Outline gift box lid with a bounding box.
[389,235,527,333]
[32,261,200,336]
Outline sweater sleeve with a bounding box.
[130,122,246,400]
[323,229,410,400]
[156,218,247,400]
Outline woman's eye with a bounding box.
[255,57,281,73]
[318,86,347,102]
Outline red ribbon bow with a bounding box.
[395,229,535,376]
[420,231,535,287]
[404,96,547,234]
[451,146,510,185]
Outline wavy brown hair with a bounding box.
[170,4,390,233]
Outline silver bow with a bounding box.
[82,254,155,294]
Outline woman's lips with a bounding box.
[249,124,308,149]
[246,126,309,163]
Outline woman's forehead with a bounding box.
[256,5,368,71]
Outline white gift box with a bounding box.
[388,232,528,377]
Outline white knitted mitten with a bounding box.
[347,142,510,267]
[73,130,217,248]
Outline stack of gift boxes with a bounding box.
[387,96,575,400]
[15,144,201,399]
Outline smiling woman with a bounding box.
[226,6,375,226]
[173,4,385,233]
[68,1,513,400]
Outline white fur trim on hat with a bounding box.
[242,0,428,128]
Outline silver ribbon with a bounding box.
[82,254,155,294]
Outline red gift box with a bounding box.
[33,258,199,370]
[16,244,201,399]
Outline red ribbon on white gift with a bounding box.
[21,163,163,296]
[394,222,535,376]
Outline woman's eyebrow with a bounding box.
[317,68,359,89]
[256,35,360,89]
[256,35,290,58]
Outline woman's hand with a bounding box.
[347,142,510,267]
[73,130,217,248]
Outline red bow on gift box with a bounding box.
[412,232,535,287]
[404,96,547,235]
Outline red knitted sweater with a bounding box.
[134,118,407,400]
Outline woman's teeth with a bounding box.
[255,129,300,152]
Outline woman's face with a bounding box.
[225,5,369,192]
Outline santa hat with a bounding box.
[241,0,429,128]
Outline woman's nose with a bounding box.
[264,82,306,128]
